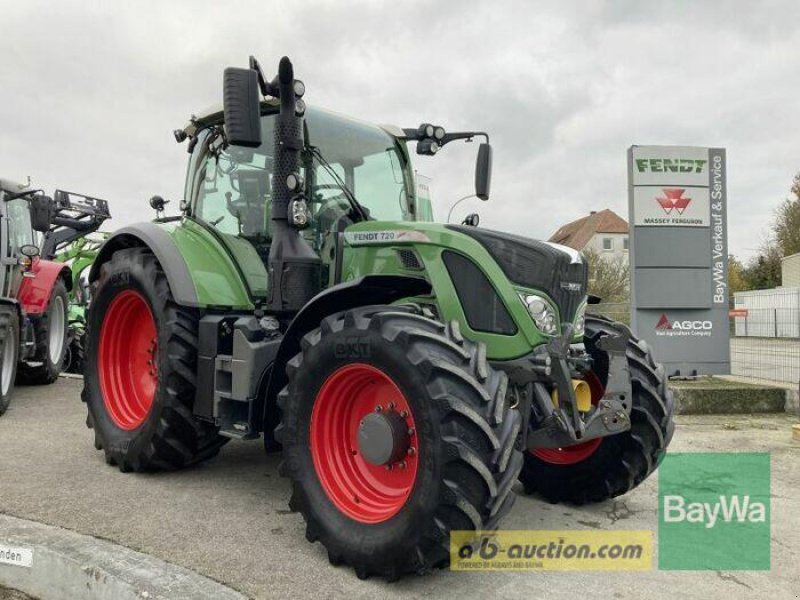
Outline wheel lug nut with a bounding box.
[407,427,415,436]
[399,461,407,469]
[385,464,393,471]
[407,447,416,456]
[399,410,408,418]
[387,402,395,411]
[375,405,382,413]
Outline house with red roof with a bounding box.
[548,209,629,262]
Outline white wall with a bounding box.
[782,253,800,288]
[585,232,629,262]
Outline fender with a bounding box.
[18,259,72,316]
[89,222,199,306]
[261,274,432,437]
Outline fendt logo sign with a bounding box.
[656,189,691,215]
[655,314,713,337]
[635,158,707,174]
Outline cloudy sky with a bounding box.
[1,0,798,260]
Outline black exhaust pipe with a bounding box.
[267,57,321,313]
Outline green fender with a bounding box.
[89,218,258,310]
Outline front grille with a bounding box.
[448,225,588,322]
[442,251,517,335]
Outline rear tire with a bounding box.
[82,248,227,472]
[17,279,69,385]
[0,308,20,416]
[519,314,675,504]
[276,306,523,579]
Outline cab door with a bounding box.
[3,198,35,298]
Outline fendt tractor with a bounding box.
[82,57,674,579]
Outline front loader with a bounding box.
[82,56,674,579]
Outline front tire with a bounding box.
[17,279,69,385]
[276,306,523,579]
[0,308,20,416]
[519,314,675,504]
[82,248,227,471]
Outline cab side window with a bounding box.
[6,199,34,255]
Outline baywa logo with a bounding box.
[655,314,712,337]
[659,453,770,570]
[656,188,691,215]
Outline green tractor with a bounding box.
[41,190,111,374]
[82,57,674,579]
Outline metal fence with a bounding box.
[730,288,800,385]
[587,302,630,326]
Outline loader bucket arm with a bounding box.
[40,190,111,259]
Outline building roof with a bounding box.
[548,209,629,250]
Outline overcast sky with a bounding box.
[1,0,798,260]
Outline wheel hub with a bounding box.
[309,363,419,523]
[358,410,410,466]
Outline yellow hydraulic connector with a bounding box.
[551,379,593,413]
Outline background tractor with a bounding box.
[82,56,674,579]
[0,180,71,413]
[41,191,111,373]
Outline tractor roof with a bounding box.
[0,177,31,195]
[179,101,405,141]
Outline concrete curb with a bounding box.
[0,515,247,600]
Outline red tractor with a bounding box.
[0,179,78,413]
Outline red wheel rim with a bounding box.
[309,363,419,524]
[531,371,605,465]
[98,290,158,431]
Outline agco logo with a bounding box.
[656,189,691,215]
[656,314,713,337]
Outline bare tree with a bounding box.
[583,248,629,303]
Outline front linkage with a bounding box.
[529,324,631,450]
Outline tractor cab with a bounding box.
[182,106,415,284]
[178,103,489,293]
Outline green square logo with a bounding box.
[658,452,770,570]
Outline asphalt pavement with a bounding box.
[0,378,798,599]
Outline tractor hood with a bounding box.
[445,225,589,322]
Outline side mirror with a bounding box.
[223,67,262,148]
[462,213,480,227]
[475,143,492,201]
[30,195,53,232]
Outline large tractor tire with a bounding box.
[0,308,20,416]
[276,306,523,580]
[520,314,675,504]
[17,279,69,385]
[82,248,227,472]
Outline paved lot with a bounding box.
[1,378,798,599]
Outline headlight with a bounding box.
[519,293,559,335]
[573,300,587,337]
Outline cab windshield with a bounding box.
[192,107,412,251]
